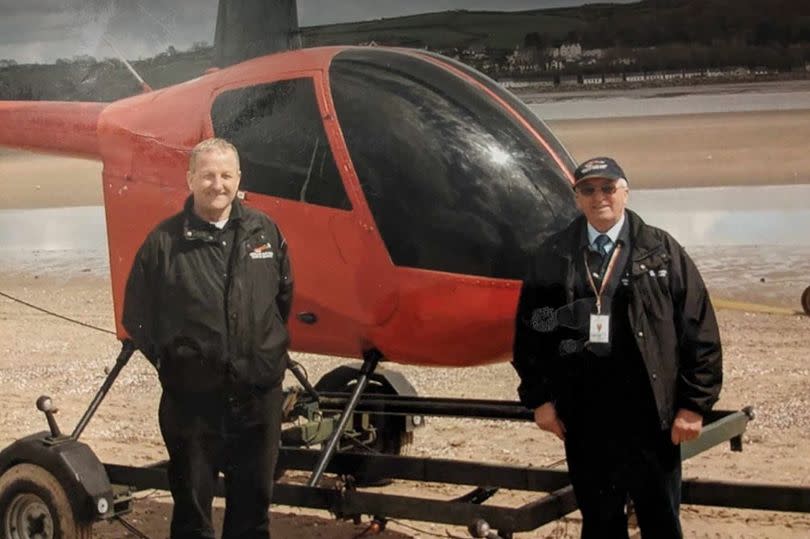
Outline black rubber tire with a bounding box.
[802,285,810,316]
[0,463,92,539]
[314,377,411,486]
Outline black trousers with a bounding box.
[564,426,682,539]
[158,385,283,539]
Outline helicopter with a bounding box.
[0,47,579,368]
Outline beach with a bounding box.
[2,108,810,210]
[0,272,807,538]
[1,85,809,538]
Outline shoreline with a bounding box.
[513,77,810,101]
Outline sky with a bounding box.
[0,0,636,64]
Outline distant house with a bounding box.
[551,43,582,61]
[461,44,488,61]
[507,46,541,73]
[583,49,604,60]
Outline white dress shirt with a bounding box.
[586,211,626,253]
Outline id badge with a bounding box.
[589,314,610,344]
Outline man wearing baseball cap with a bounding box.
[512,157,722,538]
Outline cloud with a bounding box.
[0,0,636,62]
[0,0,217,62]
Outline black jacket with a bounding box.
[123,197,294,393]
[512,210,722,429]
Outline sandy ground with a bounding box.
[548,110,810,189]
[1,93,809,537]
[0,272,808,538]
[2,108,810,210]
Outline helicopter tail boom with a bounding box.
[0,101,106,160]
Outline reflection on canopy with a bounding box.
[330,49,578,280]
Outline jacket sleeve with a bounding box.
[671,242,723,415]
[122,236,160,368]
[275,226,294,324]
[511,266,556,411]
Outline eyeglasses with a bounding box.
[574,184,623,197]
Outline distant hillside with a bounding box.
[302,0,810,50]
[302,8,590,50]
[1,0,808,102]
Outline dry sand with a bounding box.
[548,110,810,189]
[1,102,809,537]
[0,272,808,538]
[2,109,810,210]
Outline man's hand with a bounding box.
[534,402,566,440]
[670,408,703,445]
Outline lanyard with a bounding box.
[584,243,622,315]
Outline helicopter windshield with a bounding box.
[329,49,579,280]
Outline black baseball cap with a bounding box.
[573,157,628,186]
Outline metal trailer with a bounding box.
[1,343,809,539]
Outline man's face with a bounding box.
[186,149,241,218]
[574,178,629,231]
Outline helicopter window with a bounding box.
[416,50,577,173]
[211,78,351,210]
[329,50,578,279]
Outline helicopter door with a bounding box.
[209,76,390,357]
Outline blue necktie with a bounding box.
[593,234,611,258]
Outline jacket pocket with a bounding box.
[632,252,673,321]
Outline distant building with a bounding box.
[550,43,582,61]
[507,46,541,72]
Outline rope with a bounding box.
[0,290,116,336]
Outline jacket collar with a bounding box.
[182,195,247,241]
[625,209,664,261]
[550,209,663,261]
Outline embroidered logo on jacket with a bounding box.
[249,243,274,260]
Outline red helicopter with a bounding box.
[0,47,578,368]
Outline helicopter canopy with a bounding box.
[329,49,579,280]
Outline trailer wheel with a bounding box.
[315,376,412,486]
[0,464,92,539]
[802,285,810,316]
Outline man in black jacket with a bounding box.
[512,157,722,538]
[123,138,293,539]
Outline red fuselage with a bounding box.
[0,46,577,367]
